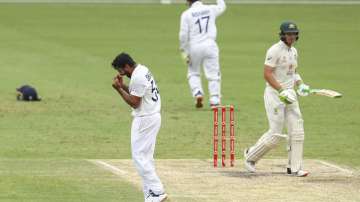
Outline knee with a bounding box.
[263,132,286,148]
[132,154,153,172]
[132,151,141,164]
[187,72,201,79]
[206,71,221,81]
[268,122,284,135]
[290,119,305,141]
[268,116,285,134]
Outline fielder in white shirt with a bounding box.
[111,53,167,202]
[179,0,226,108]
[244,22,312,177]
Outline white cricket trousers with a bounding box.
[188,39,221,104]
[264,87,305,172]
[131,113,164,198]
[246,87,305,172]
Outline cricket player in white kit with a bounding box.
[179,0,226,108]
[111,53,167,202]
[244,22,312,177]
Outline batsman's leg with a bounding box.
[244,88,286,171]
[286,135,292,174]
[286,103,307,176]
[203,42,221,106]
[245,131,287,163]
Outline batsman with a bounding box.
[244,21,311,177]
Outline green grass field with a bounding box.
[0,3,359,201]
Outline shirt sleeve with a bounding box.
[294,48,298,60]
[210,0,226,18]
[130,77,148,97]
[264,47,278,68]
[179,12,190,53]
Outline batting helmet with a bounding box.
[16,85,41,101]
[279,21,299,41]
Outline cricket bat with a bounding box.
[309,89,342,98]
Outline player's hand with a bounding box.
[278,89,297,104]
[180,51,191,65]
[112,75,123,91]
[297,83,310,97]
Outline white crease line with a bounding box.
[87,159,127,175]
[170,194,215,198]
[227,1,360,4]
[316,160,353,175]
[1,0,360,4]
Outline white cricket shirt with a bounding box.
[129,64,161,117]
[264,40,299,89]
[179,0,226,53]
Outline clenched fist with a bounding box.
[112,75,123,91]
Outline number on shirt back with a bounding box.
[195,16,210,34]
[151,80,160,102]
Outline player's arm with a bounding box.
[264,48,282,91]
[295,70,303,86]
[294,50,303,87]
[112,76,141,109]
[264,49,296,104]
[292,48,310,94]
[264,65,282,91]
[211,0,226,17]
[179,13,189,52]
[179,13,190,63]
[264,66,296,104]
[294,70,311,96]
[120,84,130,93]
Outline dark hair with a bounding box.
[112,52,136,70]
[188,0,199,3]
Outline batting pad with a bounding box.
[246,133,287,162]
[290,119,305,172]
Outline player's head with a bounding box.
[186,0,199,6]
[112,52,136,78]
[279,21,299,46]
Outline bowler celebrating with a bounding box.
[244,22,311,177]
[111,53,167,202]
[179,0,226,108]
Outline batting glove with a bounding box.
[279,89,297,104]
[297,83,310,97]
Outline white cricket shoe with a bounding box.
[145,190,168,202]
[209,96,220,107]
[244,148,256,173]
[293,170,309,177]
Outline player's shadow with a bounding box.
[218,170,286,179]
[304,177,356,184]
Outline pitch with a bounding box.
[90,159,360,202]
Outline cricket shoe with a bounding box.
[194,91,203,108]
[287,169,309,177]
[145,190,168,202]
[195,96,203,108]
[287,167,291,175]
[209,96,220,107]
[244,148,256,173]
